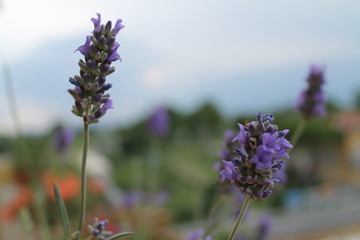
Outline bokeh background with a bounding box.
[1,0,360,240]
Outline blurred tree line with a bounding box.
[0,97,348,224]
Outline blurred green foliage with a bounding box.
[0,99,347,238]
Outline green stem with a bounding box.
[290,119,307,148]
[227,195,251,240]
[33,185,52,240]
[147,139,162,197]
[77,122,90,234]
[204,193,223,235]
[2,56,23,136]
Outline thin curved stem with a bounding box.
[77,123,90,234]
[227,195,251,240]
[290,119,307,149]
[204,193,223,235]
[2,57,22,136]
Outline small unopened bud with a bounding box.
[105,21,112,33]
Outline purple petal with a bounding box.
[187,230,204,240]
[219,160,237,182]
[103,99,113,110]
[107,42,121,62]
[75,35,92,57]
[233,123,247,144]
[112,19,125,36]
[91,13,102,33]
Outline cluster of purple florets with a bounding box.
[220,113,292,200]
[88,218,112,240]
[296,65,326,120]
[68,13,124,124]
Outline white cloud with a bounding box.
[141,67,167,88]
[0,97,59,135]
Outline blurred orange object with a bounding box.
[42,170,81,201]
[2,186,32,221]
[2,169,105,221]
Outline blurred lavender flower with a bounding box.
[155,190,169,205]
[220,113,292,200]
[273,166,287,183]
[88,218,112,240]
[296,65,326,119]
[219,130,236,162]
[147,106,170,138]
[68,13,124,124]
[187,229,212,240]
[256,215,271,240]
[188,229,204,240]
[122,190,168,208]
[53,126,73,153]
[122,190,144,208]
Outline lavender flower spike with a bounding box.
[69,13,124,124]
[296,65,326,120]
[52,126,73,154]
[147,106,170,139]
[219,113,292,200]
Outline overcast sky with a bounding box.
[0,0,360,135]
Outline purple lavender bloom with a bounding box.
[220,160,238,182]
[88,218,112,240]
[75,35,91,58]
[188,230,204,240]
[156,190,169,205]
[219,113,292,200]
[273,166,287,183]
[256,215,272,240]
[187,230,212,240]
[122,190,144,208]
[93,99,114,120]
[91,13,102,33]
[147,106,170,139]
[219,130,236,161]
[69,13,124,124]
[296,65,326,120]
[52,126,73,153]
[112,19,125,35]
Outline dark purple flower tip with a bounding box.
[308,65,326,84]
[92,229,100,236]
[112,19,125,36]
[98,220,107,229]
[91,13,102,33]
[69,77,80,86]
[75,35,92,57]
[102,83,113,91]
